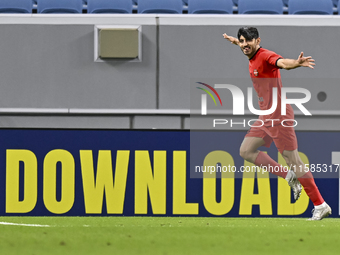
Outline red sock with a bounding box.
[298,171,324,206]
[254,151,288,178]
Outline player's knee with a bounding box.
[239,147,246,159]
[240,147,251,161]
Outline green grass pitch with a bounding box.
[0,217,339,255]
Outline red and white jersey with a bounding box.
[248,47,294,125]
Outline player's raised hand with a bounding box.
[297,52,315,69]
[223,33,239,46]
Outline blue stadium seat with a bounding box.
[183,0,188,5]
[0,0,32,13]
[188,0,233,14]
[87,0,132,13]
[33,0,37,4]
[133,0,137,4]
[138,0,182,13]
[282,0,288,6]
[231,0,238,12]
[333,0,339,7]
[288,0,333,14]
[37,0,83,13]
[238,0,283,14]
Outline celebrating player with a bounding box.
[223,27,331,220]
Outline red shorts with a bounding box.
[245,121,298,154]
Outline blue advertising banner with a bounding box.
[0,129,338,217]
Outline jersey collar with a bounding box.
[248,47,262,61]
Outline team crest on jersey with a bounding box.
[253,69,259,76]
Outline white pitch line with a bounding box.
[0,221,50,227]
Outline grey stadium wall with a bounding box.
[0,14,339,131]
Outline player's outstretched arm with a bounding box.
[277,52,315,70]
[223,33,240,46]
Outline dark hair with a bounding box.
[237,27,259,40]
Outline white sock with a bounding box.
[315,202,326,209]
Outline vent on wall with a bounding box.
[94,25,142,62]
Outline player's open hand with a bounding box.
[297,52,315,69]
[223,33,239,46]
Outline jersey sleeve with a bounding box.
[264,50,283,68]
